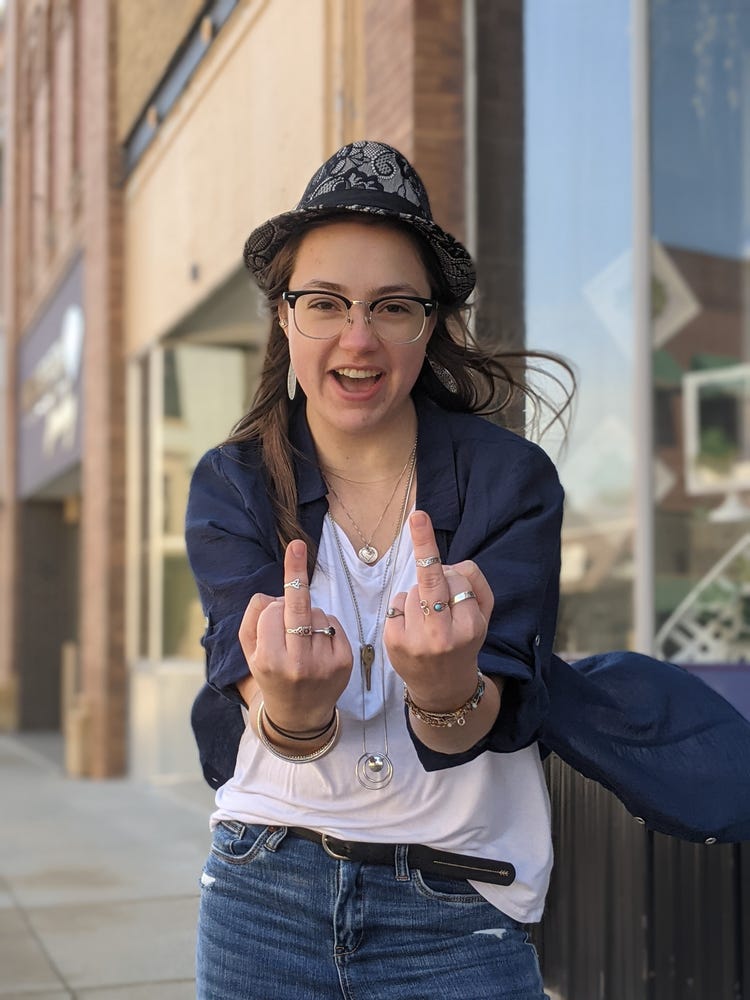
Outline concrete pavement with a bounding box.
[0,733,215,999]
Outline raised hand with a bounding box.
[238,539,353,733]
[384,511,501,750]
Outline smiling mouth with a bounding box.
[333,368,383,390]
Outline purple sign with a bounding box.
[18,256,84,497]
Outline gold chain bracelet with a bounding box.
[404,671,485,728]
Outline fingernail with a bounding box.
[410,511,427,528]
[291,540,305,558]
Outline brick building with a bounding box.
[0,0,472,781]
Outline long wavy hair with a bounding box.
[224,213,575,573]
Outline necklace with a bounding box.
[327,445,417,790]
[325,442,416,564]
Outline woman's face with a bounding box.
[280,220,436,444]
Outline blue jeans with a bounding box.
[196,822,549,999]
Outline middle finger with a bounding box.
[283,540,314,643]
[409,511,451,617]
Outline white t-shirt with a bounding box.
[212,516,553,923]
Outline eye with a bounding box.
[374,298,415,316]
[305,294,346,314]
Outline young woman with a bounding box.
[186,141,750,999]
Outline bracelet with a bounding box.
[256,702,340,762]
[404,671,485,728]
[262,707,337,741]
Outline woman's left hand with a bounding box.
[384,510,495,711]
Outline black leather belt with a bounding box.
[285,826,515,886]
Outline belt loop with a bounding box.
[265,825,288,851]
[394,843,410,881]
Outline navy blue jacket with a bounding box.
[186,394,750,843]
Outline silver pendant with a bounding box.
[358,545,378,565]
[356,752,393,789]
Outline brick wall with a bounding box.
[78,0,126,776]
[363,0,465,242]
[0,0,127,774]
[0,0,21,727]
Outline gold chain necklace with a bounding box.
[324,442,416,564]
[327,444,417,790]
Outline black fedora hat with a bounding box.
[243,140,476,303]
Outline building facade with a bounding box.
[1,1,749,995]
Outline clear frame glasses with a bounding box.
[282,290,437,344]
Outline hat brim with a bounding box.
[243,203,476,303]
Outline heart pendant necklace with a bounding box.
[325,443,416,564]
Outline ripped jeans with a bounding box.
[196,822,549,1000]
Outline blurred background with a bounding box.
[0,1,749,997]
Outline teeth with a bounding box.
[335,368,380,379]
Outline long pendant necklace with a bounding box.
[325,443,416,564]
[327,444,417,790]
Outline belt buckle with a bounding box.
[321,833,350,861]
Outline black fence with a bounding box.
[536,756,748,1000]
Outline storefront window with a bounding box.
[132,338,262,662]
[523,1,634,654]
[651,0,750,663]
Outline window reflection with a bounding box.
[523,0,634,654]
[651,0,750,664]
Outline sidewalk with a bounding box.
[0,733,215,999]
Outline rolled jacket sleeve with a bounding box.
[409,434,564,769]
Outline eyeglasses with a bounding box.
[282,290,437,344]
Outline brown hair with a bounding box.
[224,215,575,572]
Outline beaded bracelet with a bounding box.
[256,702,340,762]
[404,671,485,728]
[262,707,337,742]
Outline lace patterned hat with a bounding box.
[243,140,476,303]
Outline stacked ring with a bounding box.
[286,625,335,636]
[449,590,476,607]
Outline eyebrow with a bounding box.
[298,279,427,297]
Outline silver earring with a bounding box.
[287,361,297,400]
[427,355,459,394]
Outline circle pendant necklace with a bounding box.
[327,442,416,789]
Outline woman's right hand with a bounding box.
[238,540,353,732]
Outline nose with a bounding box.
[339,301,378,348]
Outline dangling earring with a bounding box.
[427,355,459,394]
[287,360,297,401]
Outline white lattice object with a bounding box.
[655,533,750,663]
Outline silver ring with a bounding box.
[312,626,336,637]
[416,556,441,568]
[433,601,449,612]
[286,625,313,636]
[449,590,477,607]
[284,578,310,590]
[386,607,404,618]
